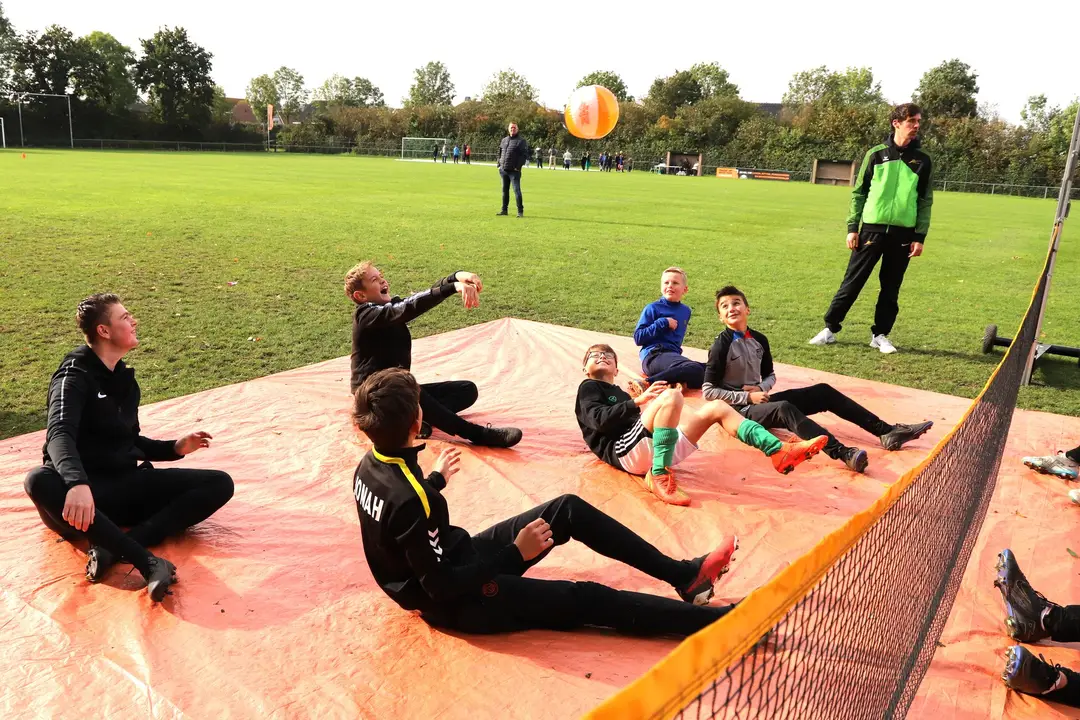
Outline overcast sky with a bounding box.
[7,0,1078,123]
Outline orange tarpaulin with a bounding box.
[2,318,1078,718]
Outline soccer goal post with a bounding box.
[401,137,449,160]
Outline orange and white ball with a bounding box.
[565,85,620,140]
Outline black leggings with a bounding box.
[421,494,733,636]
[420,380,487,442]
[823,231,912,337]
[24,464,234,575]
[742,383,893,458]
[1036,604,1080,707]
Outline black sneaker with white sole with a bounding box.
[145,556,177,602]
[474,425,523,448]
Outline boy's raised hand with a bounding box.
[666,317,678,330]
[455,282,480,309]
[432,447,462,483]
[455,271,483,292]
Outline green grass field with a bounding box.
[2,149,1078,439]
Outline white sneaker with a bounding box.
[808,328,837,346]
[1070,488,1080,505]
[870,334,898,354]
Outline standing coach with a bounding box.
[496,122,530,218]
[809,103,934,354]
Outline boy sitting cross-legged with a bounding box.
[702,286,933,473]
[575,343,827,506]
[351,367,745,637]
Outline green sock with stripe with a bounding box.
[736,419,783,456]
[651,427,680,475]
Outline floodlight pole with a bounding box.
[1022,105,1080,385]
[1,117,5,149]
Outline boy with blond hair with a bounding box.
[630,267,707,395]
[576,343,826,505]
[345,261,521,448]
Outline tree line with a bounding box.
[1,5,1076,187]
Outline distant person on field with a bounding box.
[535,146,544,169]
[630,267,707,391]
[464,144,471,164]
[496,122,529,218]
[576,343,826,505]
[563,149,573,170]
[23,293,235,603]
[809,103,934,354]
[441,143,448,163]
[351,366,743,638]
[432,143,438,162]
[452,145,460,164]
[703,285,933,473]
[345,261,522,448]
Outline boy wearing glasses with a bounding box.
[575,343,826,506]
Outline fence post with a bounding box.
[1045,187,1049,199]
[943,180,948,192]
[991,184,995,195]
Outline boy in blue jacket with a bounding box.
[631,267,706,395]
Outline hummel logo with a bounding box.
[97,392,107,399]
[428,528,443,562]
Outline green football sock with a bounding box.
[651,427,680,475]
[736,419,783,456]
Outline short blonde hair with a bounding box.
[344,261,375,302]
[662,266,687,283]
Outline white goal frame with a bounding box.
[401,136,449,160]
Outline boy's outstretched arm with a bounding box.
[354,272,463,329]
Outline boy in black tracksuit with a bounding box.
[703,286,933,473]
[23,293,234,602]
[351,367,740,635]
[345,261,521,448]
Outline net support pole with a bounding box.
[17,100,24,147]
[1022,105,1080,385]
[67,94,73,149]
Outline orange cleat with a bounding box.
[642,468,691,506]
[771,435,828,474]
[678,535,740,604]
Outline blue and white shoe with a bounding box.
[1022,452,1079,481]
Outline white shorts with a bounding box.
[616,420,698,475]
